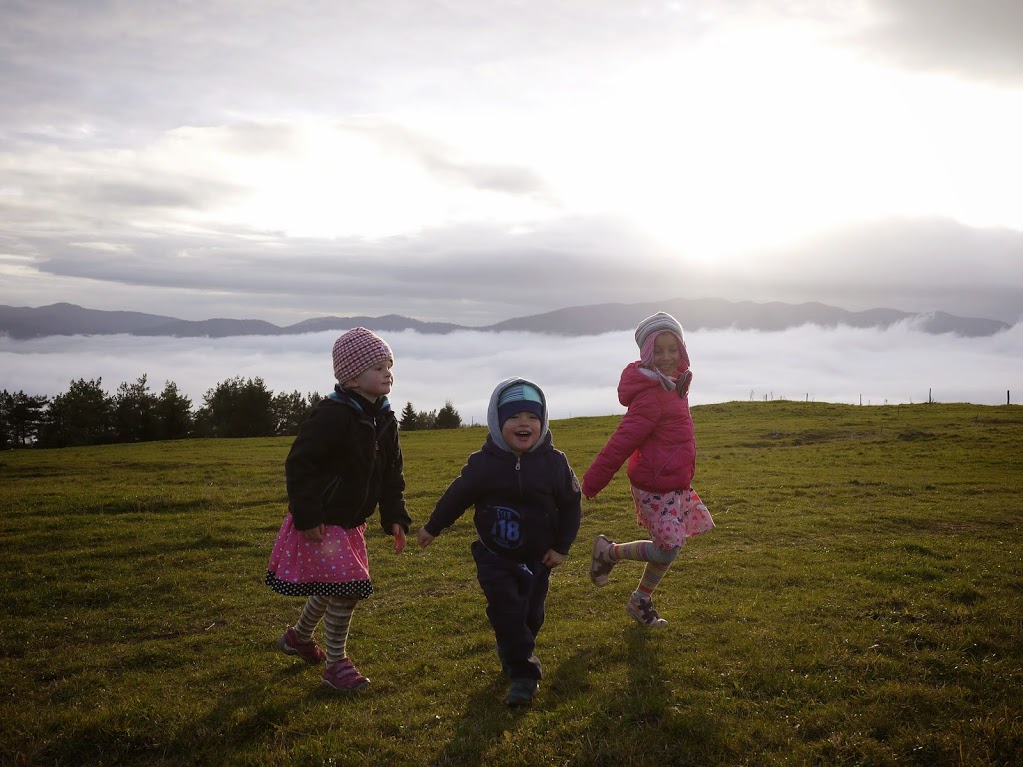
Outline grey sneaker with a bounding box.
[590,535,616,587]
[497,645,543,679]
[626,594,668,626]
[505,678,538,707]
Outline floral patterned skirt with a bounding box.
[631,486,715,550]
[265,513,373,599]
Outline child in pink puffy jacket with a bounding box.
[581,311,714,626]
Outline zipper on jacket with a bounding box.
[328,394,393,516]
[359,419,378,509]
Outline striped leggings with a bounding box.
[292,595,356,664]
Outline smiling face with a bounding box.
[650,332,683,377]
[500,411,542,455]
[346,359,393,400]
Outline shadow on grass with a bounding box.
[429,649,594,766]
[37,657,315,766]
[430,674,510,766]
[624,626,668,700]
[627,625,729,764]
[161,658,336,763]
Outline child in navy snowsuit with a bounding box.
[417,378,581,706]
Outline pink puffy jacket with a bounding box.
[582,361,697,498]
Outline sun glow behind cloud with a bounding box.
[2,1,1022,328]
[137,13,1019,269]
[60,12,1010,260]
[598,30,967,261]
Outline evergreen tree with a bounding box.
[39,378,112,447]
[418,408,438,430]
[197,376,275,438]
[0,390,48,448]
[155,381,193,440]
[112,375,159,443]
[399,401,420,431]
[272,390,309,436]
[0,390,9,449]
[435,400,462,429]
[190,406,213,438]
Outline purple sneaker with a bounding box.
[322,658,370,691]
[277,627,326,664]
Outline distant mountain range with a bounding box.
[0,299,1011,340]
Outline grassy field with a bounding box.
[1,402,1021,767]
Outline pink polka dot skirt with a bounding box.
[265,514,373,599]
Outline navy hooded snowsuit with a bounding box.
[422,378,582,680]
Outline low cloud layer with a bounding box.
[3,324,1020,427]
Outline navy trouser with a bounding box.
[471,539,550,681]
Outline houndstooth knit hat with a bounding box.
[331,327,393,383]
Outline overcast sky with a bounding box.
[2,0,1022,326]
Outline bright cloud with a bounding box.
[1,1,1022,327]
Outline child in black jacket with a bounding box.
[266,327,411,691]
[418,377,582,706]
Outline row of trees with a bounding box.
[1,375,462,449]
[399,401,463,431]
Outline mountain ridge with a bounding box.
[0,299,1010,340]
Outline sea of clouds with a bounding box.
[2,322,1021,426]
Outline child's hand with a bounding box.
[542,549,566,568]
[301,524,325,543]
[417,528,435,548]
[391,523,406,554]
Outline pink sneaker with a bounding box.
[322,658,370,691]
[276,627,326,664]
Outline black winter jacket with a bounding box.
[423,432,582,563]
[285,388,411,534]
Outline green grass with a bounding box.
[1,402,1021,766]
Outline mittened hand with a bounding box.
[392,523,407,554]
[678,369,693,398]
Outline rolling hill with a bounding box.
[0,298,1010,340]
